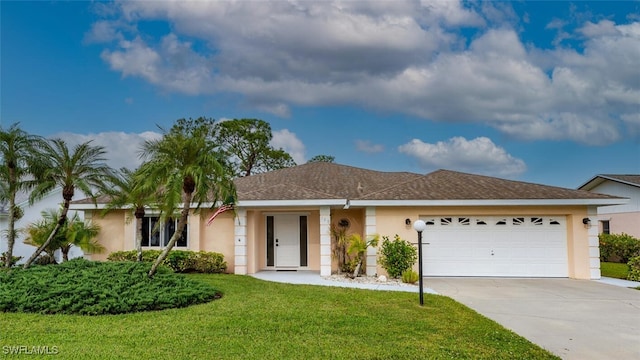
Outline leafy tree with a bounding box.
[24,209,103,263]
[23,139,115,268]
[138,117,236,277]
[103,167,157,262]
[213,118,296,177]
[0,123,43,268]
[307,155,335,163]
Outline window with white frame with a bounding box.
[141,216,188,248]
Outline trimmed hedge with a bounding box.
[0,259,220,315]
[108,250,227,274]
[599,233,640,263]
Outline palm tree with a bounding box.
[0,123,43,268]
[25,209,104,263]
[138,117,236,278]
[22,139,115,268]
[347,234,379,278]
[103,167,156,262]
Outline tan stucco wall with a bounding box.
[373,205,593,279]
[88,204,595,279]
[86,210,127,261]
[200,210,235,272]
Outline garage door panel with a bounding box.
[421,215,568,277]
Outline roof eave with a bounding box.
[237,199,348,207]
[578,175,640,190]
[349,198,629,207]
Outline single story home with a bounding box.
[71,162,627,280]
[578,174,640,238]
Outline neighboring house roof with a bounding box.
[71,163,627,209]
[578,174,640,191]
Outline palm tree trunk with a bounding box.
[61,245,70,262]
[4,194,16,268]
[135,212,143,262]
[352,259,362,279]
[133,206,145,262]
[148,193,192,278]
[23,202,69,269]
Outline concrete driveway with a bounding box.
[426,278,640,360]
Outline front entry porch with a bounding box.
[234,206,378,277]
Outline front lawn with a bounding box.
[600,262,629,279]
[0,274,558,359]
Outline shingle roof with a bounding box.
[235,162,423,200]
[236,162,619,201]
[71,163,623,207]
[578,174,640,191]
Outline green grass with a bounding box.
[0,274,558,359]
[600,262,629,279]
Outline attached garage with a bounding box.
[421,215,568,277]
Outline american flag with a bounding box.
[206,204,234,226]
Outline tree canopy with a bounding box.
[213,118,296,177]
[307,154,335,163]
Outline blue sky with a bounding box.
[1,0,639,189]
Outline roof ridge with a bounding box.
[353,172,426,199]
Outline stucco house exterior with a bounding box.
[578,175,640,238]
[71,162,626,280]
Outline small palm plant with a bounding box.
[347,234,379,278]
[25,209,104,263]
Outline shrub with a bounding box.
[0,258,220,315]
[401,269,419,284]
[107,250,227,273]
[599,233,640,263]
[186,251,227,273]
[379,235,417,278]
[34,254,57,266]
[628,256,640,282]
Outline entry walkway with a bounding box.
[251,271,438,293]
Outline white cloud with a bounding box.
[355,140,384,153]
[51,131,161,171]
[91,1,640,146]
[398,137,526,178]
[270,129,306,165]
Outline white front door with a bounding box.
[274,214,300,268]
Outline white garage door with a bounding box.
[420,216,568,277]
